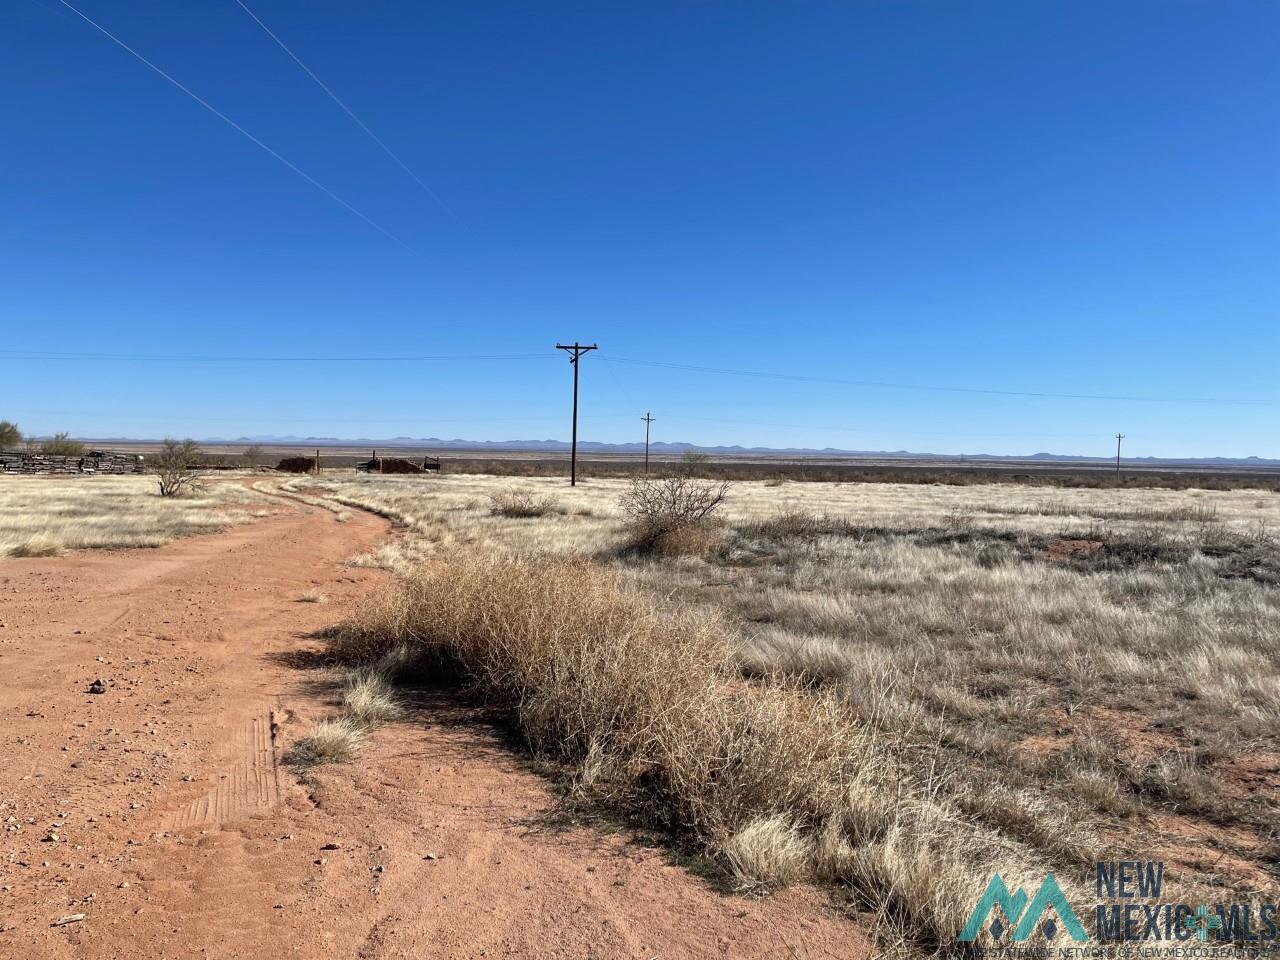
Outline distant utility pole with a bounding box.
[555,342,598,486]
[1114,433,1125,475]
[642,411,655,474]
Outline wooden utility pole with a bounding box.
[555,342,598,486]
[315,448,320,475]
[1114,433,1125,475]
[642,411,655,474]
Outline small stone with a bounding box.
[87,679,107,695]
[320,842,340,850]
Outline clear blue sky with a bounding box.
[3,0,1277,457]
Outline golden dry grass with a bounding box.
[0,474,271,558]
[331,552,1090,949]
[284,654,405,767]
[259,472,1280,943]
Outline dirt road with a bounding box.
[0,495,865,959]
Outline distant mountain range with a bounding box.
[83,434,1279,468]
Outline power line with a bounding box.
[52,0,420,257]
[599,356,1280,406]
[0,350,553,362]
[230,0,465,229]
[6,344,1276,408]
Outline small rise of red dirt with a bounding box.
[1042,538,1105,562]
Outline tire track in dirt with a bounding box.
[165,706,280,831]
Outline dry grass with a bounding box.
[276,472,1279,942]
[0,474,270,558]
[330,553,1087,949]
[488,489,561,518]
[282,717,367,767]
[343,659,405,725]
[284,653,405,767]
[722,815,815,889]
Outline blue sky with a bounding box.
[3,0,1277,456]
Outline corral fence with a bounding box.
[0,450,145,476]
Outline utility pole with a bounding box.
[555,342,598,486]
[641,411,655,474]
[1114,433,1125,475]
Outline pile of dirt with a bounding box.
[276,457,317,473]
[361,457,426,474]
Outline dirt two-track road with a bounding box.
[0,494,864,959]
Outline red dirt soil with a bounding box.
[0,494,865,959]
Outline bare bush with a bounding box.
[619,475,729,554]
[0,420,20,451]
[40,432,86,456]
[153,438,202,497]
[488,489,560,518]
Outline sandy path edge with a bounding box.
[0,490,867,959]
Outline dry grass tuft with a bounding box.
[488,489,561,518]
[722,815,815,889]
[343,659,405,725]
[8,533,62,557]
[282,717,367,767]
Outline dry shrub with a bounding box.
[153,438,202,498]
[488,489,561,518]
[619,475,729,555]
[332,556,862,840]
[330,555,1072,950]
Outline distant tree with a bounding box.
[154,438,202,497]
[41,432,87,456]
[242,444,265,468]
[0,420,20,451]
[678,449,710,476]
